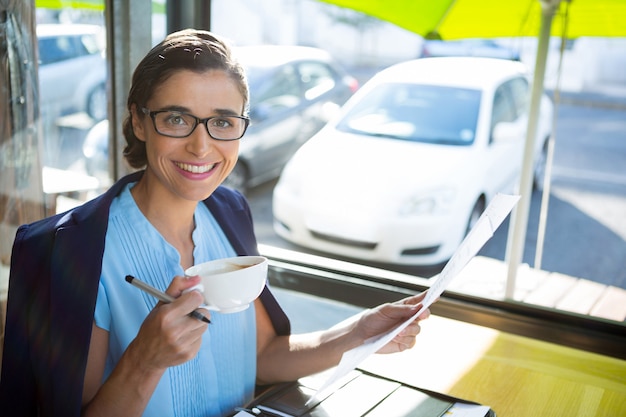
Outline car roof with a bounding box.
[233,45,333,68]
[36,23,104,38]
[372,57,529,90]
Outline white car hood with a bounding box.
[293,129,471,205]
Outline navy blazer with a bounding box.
[0,171,290,416]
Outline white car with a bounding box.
[37,23,108,121]
[272,57,553,266]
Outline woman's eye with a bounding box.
[212,118,233,129]
[169,115,185,125]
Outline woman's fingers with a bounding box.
[161,275,211,323]
[130,275,210,369]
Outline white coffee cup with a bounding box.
[184,255,268,313]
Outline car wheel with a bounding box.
[222,162,248,194]
[533,138,549,192]
[466,197,486,236]
[86,83,107,121]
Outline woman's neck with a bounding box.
[131,176,197,270]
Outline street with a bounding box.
[246,99,626,289]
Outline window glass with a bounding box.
[299,61,336,100]
[36,10,110,211]
[491,83,516,126]
[1,3,622,356]
[336,83,480,145]
[507,77,530,117]
[253,65,302,116]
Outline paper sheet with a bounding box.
[306,193,520,405]
[447,403,492,417]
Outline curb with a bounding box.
[548,90,626,111]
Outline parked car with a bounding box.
[82,118,110,185]
[420,38,520,61]
[223,45,359,191]
[272,57,553,267]
[82,45,358,191]
[37,23,108,121]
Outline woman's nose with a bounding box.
[186,123,215,156]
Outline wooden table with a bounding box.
[359,315,626,417]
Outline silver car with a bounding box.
[37,23,108,121]
[223,45,359,192]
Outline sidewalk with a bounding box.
[447,256,626,322]
[271,255,626,335]
[549,85,626,110]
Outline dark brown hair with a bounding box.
[122,29,249,168]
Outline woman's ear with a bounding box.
[130,104,147,142]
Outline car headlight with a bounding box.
[398,188,456,216]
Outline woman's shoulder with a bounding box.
[15,172,142,244]
[206,185,250,210]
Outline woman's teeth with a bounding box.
[176,162,214,174]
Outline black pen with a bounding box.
[125,275,211,324]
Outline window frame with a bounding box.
[261,245,626,360]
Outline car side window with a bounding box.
[490,82,517,139]
[254,65,302,118]
[79,34,102,55]
[507,77,530,118]
[299,62,336,100]
[38,36,75,65]
[492,84,516,125]
[38,34,95,66]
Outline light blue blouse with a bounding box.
[94,183,256,417]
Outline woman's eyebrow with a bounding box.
[152,105,242,116]
[212,108,243,116]
[152,105,190,113]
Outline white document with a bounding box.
[306,193,520,405]
[233,411,254,417]
[447,403,492,417]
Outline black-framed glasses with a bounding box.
[141,107,250,141]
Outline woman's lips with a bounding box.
[175,162,216,174]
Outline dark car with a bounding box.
[83,45,358,192]
[224,45,359,191]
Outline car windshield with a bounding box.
[336,83,481,145]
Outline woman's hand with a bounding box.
[356,292,431,354]
[127,275,209,371]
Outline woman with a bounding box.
[0,29,429,417]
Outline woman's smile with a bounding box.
[174,161,217,174]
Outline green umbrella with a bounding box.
[35,0,104,11]
[320,0,626,298]
[318,0,626,39]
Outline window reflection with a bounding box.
[0,3,623,360]
[35,8,110,215]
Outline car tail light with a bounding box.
[346,76,359,93]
